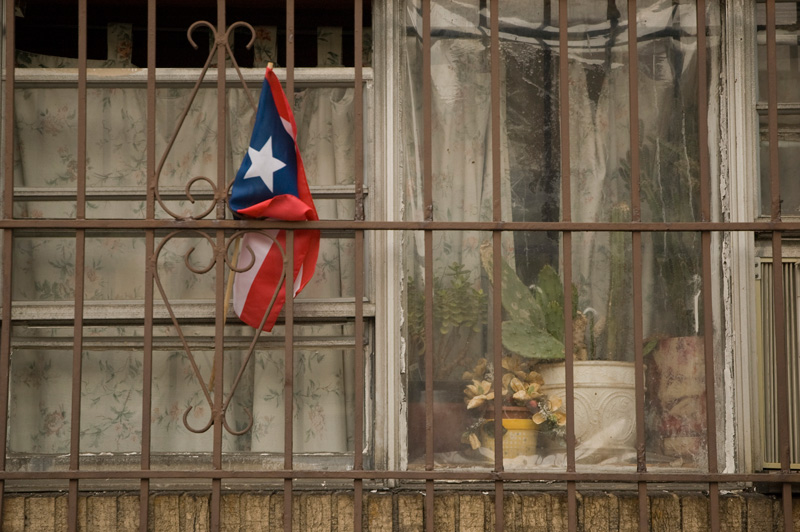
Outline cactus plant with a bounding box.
[479,243,587,361]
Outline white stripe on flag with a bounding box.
[281,117,293,137]
[233,230,279,318]
[293,264,304,297]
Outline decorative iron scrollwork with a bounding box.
[153,20,258,221]
[152,20,285,437]
[154,229,288,436]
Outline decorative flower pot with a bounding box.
[647,336,706,462]
[538,361,636,459]
[480,416,539,458]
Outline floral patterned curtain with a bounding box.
[9,24,362,455]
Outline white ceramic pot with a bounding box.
[538,361,637,457]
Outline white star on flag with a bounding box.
[243,136,286,191]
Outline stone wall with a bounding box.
[2,491,799,531]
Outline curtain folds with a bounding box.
[10,25,358,455]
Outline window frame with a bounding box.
[1,1,388,474]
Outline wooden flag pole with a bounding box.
[209,236,241,391]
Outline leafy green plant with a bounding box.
[407,262,488,380]
[479,243,587,361]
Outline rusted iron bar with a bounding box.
[68,1,89,530]
[421,0,434,530]
[696,0,721,529]
[0,0,17,521]
[558,1,577,530]
[626,2,649,528]
[139,5,157,530]
[5,219,798,232]
[283,3,297,529]
[0,468,798,483]
[489,0,504,529]
[209,0,228,527]
[765,0,794,529]
[354,1,366,529]
[355,0,365,222]
[283,230,296,532]
[354,228,365,532]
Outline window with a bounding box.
[400,0,722,471]
[753,0,800,471]
[4,0,375,472]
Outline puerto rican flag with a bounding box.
[229,65,319,331]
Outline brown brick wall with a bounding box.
[2,491,799,531]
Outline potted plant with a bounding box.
[461,354,566,458]
[406,262,488,457]
[479,242,638,460]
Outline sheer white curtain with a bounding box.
[403,0,720,356]
[9,24,359,455]
[401,0,720,465]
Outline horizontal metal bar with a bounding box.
[10,335,361,351]
[5,299,375,322]
[3,219,800,232]
[8,67,374,88]
[12,229,358,241]
[13,185,366,202]
[0,469,798,484]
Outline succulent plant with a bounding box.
[407,262,488,381]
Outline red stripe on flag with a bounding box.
[235,228,319,331]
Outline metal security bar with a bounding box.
[0,1,799,532]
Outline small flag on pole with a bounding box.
[229,65,319,331]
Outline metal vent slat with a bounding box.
[760,260,800,467]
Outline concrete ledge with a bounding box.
[2,491,799,531]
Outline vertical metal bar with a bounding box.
[283,3,296,529]
[209,3,227,531]
[353,1,365,530]
[354,0,365,221]
[1,0,15,224]
[286,0,295,103]
[766,3,792,527]
[489,0,504,529]
[489,0,500,221]
[422,0,432,224]
[68,2,88,530]
[140,0,157,529]
[283,230,295,532]
[766,0,781,225]
[354,227,365,532]
[702,230,721,530]
[626,0,648,529]
[421,0,434,530]
[0,0,16,521]
[695,0,721,530]
[558,2,578,531]
[424,227,435,532]
[0,238,11,524]
[696,0,710,224]
[771,231,792,531]
[627,0,641,224]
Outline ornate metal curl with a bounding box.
[154,20,259,221]
[153,229,289,436]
